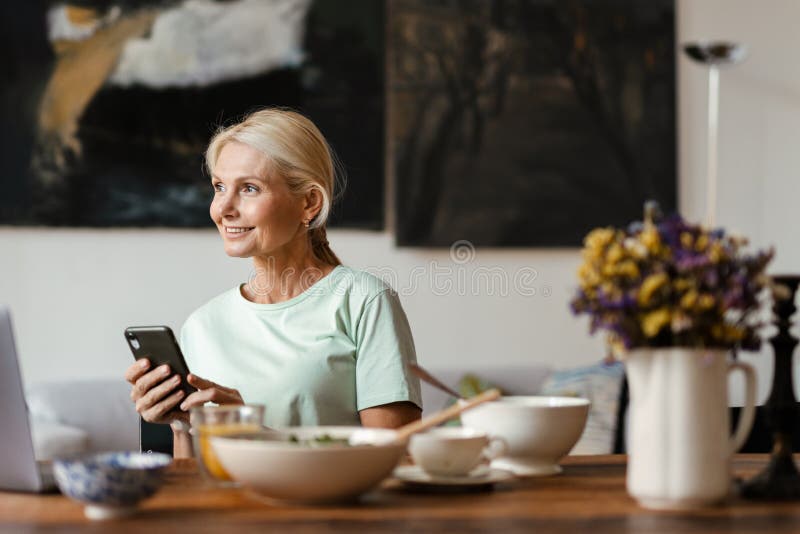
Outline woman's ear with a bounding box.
[303,187,323,222]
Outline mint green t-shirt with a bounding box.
[179,266,422,427]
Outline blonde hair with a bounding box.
[205,108,342,266]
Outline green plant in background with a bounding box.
[441,374,504,427]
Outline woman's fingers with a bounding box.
[179,390,207,412]
[187,373,237,395]
[180,387,226,411]
[142,388,186,423]
[135,371,180,413]
[186,373,228,390]
[124,358,150,384]
[131,364,172,401]
[186,373,215,390]
[180,386,243,411]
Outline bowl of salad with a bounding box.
[210,426,404,503]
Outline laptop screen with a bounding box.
[0,306,45,492]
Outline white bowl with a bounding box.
[461,396,590,476]
[210,426,404,503]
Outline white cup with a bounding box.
[408,427,508,477]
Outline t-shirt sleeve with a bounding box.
[354,289,423,411]
[178,318,196,369]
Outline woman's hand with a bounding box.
[179,374,244,412]
[125,361,243,423]
[125,358,188,425]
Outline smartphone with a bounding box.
[124,326,195,397]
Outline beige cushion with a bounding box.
[26,380,138,452]
[30,420,89,460]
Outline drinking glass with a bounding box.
[190,404,265,486]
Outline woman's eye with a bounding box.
[243,184,259,193]
[213,183,225,192]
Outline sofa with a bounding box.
[26,379,139,460]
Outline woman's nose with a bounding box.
[215,192,239,218]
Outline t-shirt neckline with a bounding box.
[237,265,345,311]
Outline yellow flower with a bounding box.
[711,324,723,339]
[601,261,639,279]
[639,227,661,254]
[725,325,746,342]
[680,232,694,249]
[623,237,648,259]
[711,324,745,342]
[695,234,709,252]
[606,243,625,264]
[578,263,601,288]
[726,325,745,342]
[582,246,603,262]
[709,242,725,264]
[616,261,640,279]
[698,293,716,310]
[641,308,671,338]
[674,278,692,291]
[680,290,699,310]
[600,282,622,300]
[584,228,616,251]
[638,273,668,305]
[607,334,626,358]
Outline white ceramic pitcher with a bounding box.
[625,348,757,510]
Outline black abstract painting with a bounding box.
[391,0,676,246]
[0,0,384,228]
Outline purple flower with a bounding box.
[658,214,690,249]
[597,290,636,310]
[675,252,711,272]
[722,286,744,309]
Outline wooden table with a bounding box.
[1,455,799,533]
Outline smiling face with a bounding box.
[210,141,307,259]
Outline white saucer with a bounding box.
[491,458,563,477]
[393,465,515,487]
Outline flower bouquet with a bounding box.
[570,206,773,353]
[569,204,774,509]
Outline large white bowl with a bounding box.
[461,396,590,476]
[210,426,404,503]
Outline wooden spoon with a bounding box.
[393,388,501,443]
[407,362,463,400]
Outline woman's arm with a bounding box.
[172,424,193,458]
[359,401,421,428]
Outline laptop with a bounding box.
[0,306,57,492]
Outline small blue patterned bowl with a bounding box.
[53,451,171,520]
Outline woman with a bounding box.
[124,109,422,457]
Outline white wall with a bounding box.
[0,228,598,385]
[2,0,799,403]
[677,0,800,403]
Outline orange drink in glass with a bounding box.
[190,405,265,485]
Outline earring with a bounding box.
[303,220,310,228]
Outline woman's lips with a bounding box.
[224,226,255,238]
